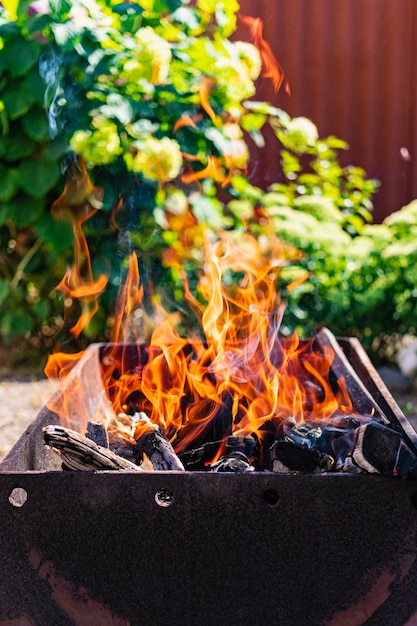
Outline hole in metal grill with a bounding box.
[263,488,281,506]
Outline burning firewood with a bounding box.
[85,421,109,448]
[43,425,144,472]
[133,412,185,471]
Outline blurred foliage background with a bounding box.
[0,0,415,372]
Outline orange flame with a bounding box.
[51,159,108,339]
[66,230,357,465]
[45,169,360,465]
[181,156,226,185]
[199,76,218,125]
[239,13,290,94]
[45,223,367,467]
[173,113,200,133]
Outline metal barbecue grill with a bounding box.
[1,335,417,626]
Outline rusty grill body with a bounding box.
[1,338,417,626]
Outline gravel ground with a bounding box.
[0,378,56,461]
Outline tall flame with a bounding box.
[50,159,108,339]
[73,230,355,463]
[239,13,290,94]
[44,157,360,467]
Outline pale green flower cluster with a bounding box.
[70,118,122,166]
[234,41,262,81]
[125,137,183,183]
[165,186,188,216]
[293,195,343,224]
[119,26,172,87]
[216,45,259,105]
[281,117,319,153]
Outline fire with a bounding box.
[50,159,108,339]
[46,195,362,467]
[239,13,291,94]
[42,12,355,464]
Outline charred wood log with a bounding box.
[177,440,223,470]
[85,421,109,448]
[271,440,334,473]
[177,435,258,470]
[134,412,185,471]
[351,422,417,478]
[135,431,185,471]
[226,436,257,459]
[106,413,143,464]
[43,425,144,472]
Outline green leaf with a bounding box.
[152,0,183,12]
[325,135,349,150]
[43,135,69,160]
[22,66,48,106]
[31,298,50,321]
[241,112,267,132]
[2,82,32,119]
[21,107,51,141]
[171,7,200,29]
[243,100,286,118]
[4,192,45,225]
[0,309,33,336]
[0,21,20,39]
[0,164,19,201]
[112,3,144,16]
[0,279,9,306]
[15,0,32,19]
[3,36,41,78]
[249,130,265,148]
[205,127,232,155]
[230,175,262,200]
[17,156,61,197]
[51,21,83,47]
[49,0,72,15]
[99,93,133,125]
[190,194,228,229]
[34,212,73,252]
[0,123,36,159]
[227,199,254,220]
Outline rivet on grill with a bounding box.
[155,488,174,507]
[8,487,28,508]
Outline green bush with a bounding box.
[0,5,72,351]
[0,0,416,367]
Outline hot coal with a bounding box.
[271,440,333,473]
[210,451,254,473]
[270,416,417,477]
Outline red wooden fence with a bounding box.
[235,0,417,222]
